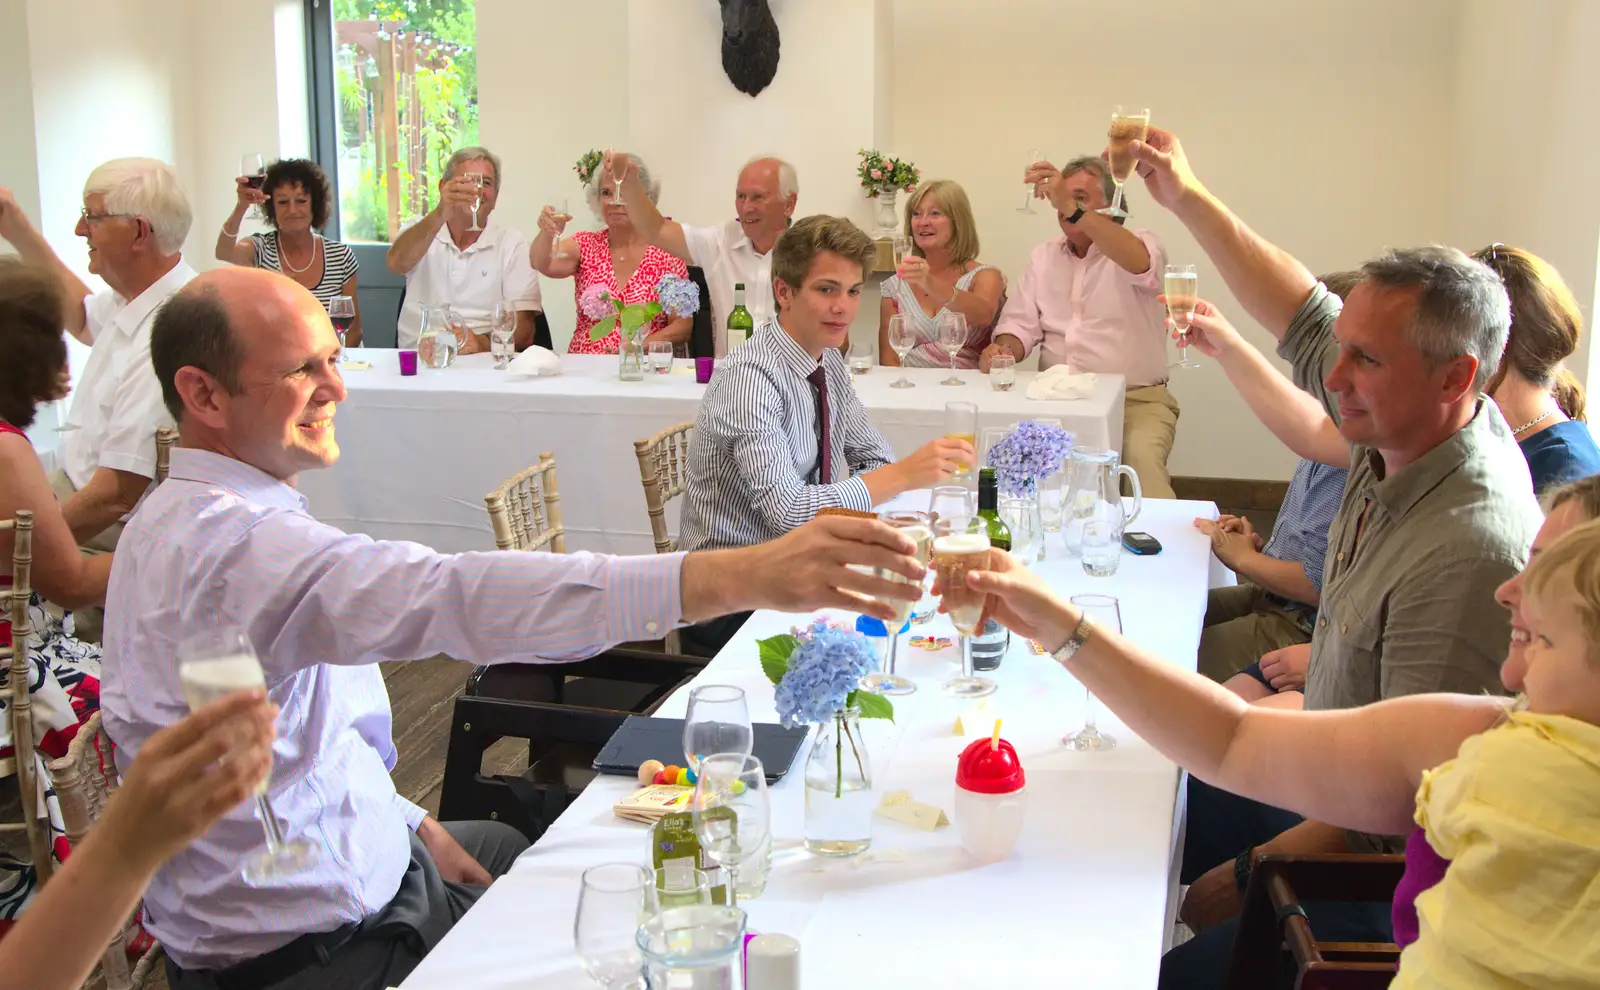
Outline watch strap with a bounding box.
[1050,613,1095,664]
[1066,205,1087,224]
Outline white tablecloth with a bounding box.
[400,497,1219,990]
[301,351,1125,555]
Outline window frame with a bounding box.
[304,0,342,240]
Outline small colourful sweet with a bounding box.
[638,759,666,785]
[731,780,747,795]
[675,766,692,786]
[653,769,675,786]
[684,766,697,785]
[663,765,681,780]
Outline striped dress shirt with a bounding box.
[677,319,896,552]
[99,449,683,969]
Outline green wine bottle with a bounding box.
[727,282,754,350]
[973,468,1012,671]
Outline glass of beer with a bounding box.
[861,510,933,696]
[933,517,996,698]
[177,627,317,882]
[1164,263,1200,369]
[1104,106,1150,219]
[945,401,978,483]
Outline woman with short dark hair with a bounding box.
[214,157,363,345]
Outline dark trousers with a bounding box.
[167,820,528,990]
[679,611,752,659]
[1181,776,1304,885]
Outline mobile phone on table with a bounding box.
[1122,531,1163,555]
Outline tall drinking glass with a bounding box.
[490,300,517,370]
[1062,594,1119,751]
[682,685,753,774]
[944,402,978,483]
[327,295,355,365]
[551,196,573,259]
[999,495,1042,564]
[466,172,485,232]
[241,153,267,221]
[934,517,995,698]
[1104,107,1150,219]
[938,312,968,386]
[1165,263,1201,369]
[927,485,974,526]
[1017,148,1046,213]
[574,863,656,989]
[887,315,916,388]
[860,510,933,696]
[176,628,316,882]
[892,234,912,266]
[691,754,771,907]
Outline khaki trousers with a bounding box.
[46,469,121,644]
[1198,582,1312,682]
[1122,384,1179,500]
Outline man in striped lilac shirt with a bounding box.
[100,266,925,990]
[676,216,976,655]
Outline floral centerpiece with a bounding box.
[574,149,604,187]
[580,273,700,379]
[985,420,1074,497]
[855,149,920,199]
[761,619,892,856]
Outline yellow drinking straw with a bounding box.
[991,718,1003,752]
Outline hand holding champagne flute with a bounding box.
[1104,107,1150,219]
[934,517,996,698]
[861,511,934,696]
[1163,263,1200,369]
[944,401,977,483]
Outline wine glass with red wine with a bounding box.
[241,153,267,222]
[328,295,355,364]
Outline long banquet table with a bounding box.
[400,496,1223,990]
[301,351,1125,556]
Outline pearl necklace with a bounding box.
[279,233,320,274]
[1511,408,1556,435]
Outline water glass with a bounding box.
[575,863,656,989]
[652,866,713,910]
[692,754,771,908]
[938,312,968,386]
[1038,469,1066,534]
[490,329,515,370]
[682,685,753,774]
[1063,595,1120,751]
[637,905,748,990]
[648,340,675,375]
[847,340,874,375]
[999,496,1043,564]
[1081,518,1122,577]
[989,353,1017,391]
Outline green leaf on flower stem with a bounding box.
[848,689,895,723]
[588,315,619,341]
[620,307,650,333]
[757,634,799,685]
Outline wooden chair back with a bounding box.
[154,426,177,484]
[484,453,566,553]
[0,510,49,879]
[1228,852,1405,990]
[633,422,694,555]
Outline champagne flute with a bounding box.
[466,172,485,232]
[938,312,968,386]
[176,628,317,882]
[491,300,517,369]
[682,685,753,774]
[574,863,656,989]
[860,510,933,696]
[1017,148,1046,213]
[887,315,917,388]
[1104,107,1150,219]
[327,295,355,365]
[934,516,995,698]
[692,753,771,907]
[551,195,573,259]
[892,234,912,266]
[944,401,978,483]
[241,153,267,221]
[1165,263,1201,369]
[1062,594,1120,750]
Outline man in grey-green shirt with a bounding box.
[1114,127,1544,985]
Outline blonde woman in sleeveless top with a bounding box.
[877,180,1006,369]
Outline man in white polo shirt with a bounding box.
[385,146,543,352]
[0,158,195,553]
[609,151,797,355]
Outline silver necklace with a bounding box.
[279,232,320,274]
[1511,408,1556,435]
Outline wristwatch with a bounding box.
[1050,612,1095,665]
[1233,846,1256,894]
[1064,204,1087,225]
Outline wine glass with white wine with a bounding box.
[176,628,316,881]
[1165,263,1201,369]
[1103,107,1149,220]
[1017,148,1046,213]
[887,315,917,389]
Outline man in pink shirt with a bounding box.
[979,155,1178,498]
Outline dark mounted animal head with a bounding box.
[719,0,780,97]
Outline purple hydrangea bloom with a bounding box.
[579,284,616,321]
[773,618,879,728]
[985,420,1074,497]
[655,273,701,318]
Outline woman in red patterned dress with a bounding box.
[531,155,691,354]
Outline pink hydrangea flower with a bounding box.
[579,284,616,320]
[870,169,883,179]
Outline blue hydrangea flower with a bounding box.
[985,421,1074,497]
[773,618,880,728]
[656,273,701,318]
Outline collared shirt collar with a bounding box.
[166,447,310,513]
[1366,398,1499,520]
[763,317,825,380]
[108,260,198,338]
[433,219,504,256]
[1054,233,1101,263]
[728,217,789,257]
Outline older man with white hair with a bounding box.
[609,151,798,355]
[386,146,544,352]
[0,158,195,556]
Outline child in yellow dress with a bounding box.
[1394,518,1600,989]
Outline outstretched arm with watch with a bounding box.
[1027,162,1152,275]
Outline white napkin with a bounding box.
[505,345,562,377]
[1025,365,1098,401]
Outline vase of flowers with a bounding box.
[985,419,1074,498]
[857,149,920,237]
[579,273,701,380]
[761,619,894,857]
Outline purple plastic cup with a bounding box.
[695,356,714,384]
[399,349,418,376]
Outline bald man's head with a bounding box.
[735,156,798,251]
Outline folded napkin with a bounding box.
[1025,365,1098,401]
[505,345,562,377]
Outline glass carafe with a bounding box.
[637,904,747,990]
[1062,447,1142,555]
[417,305,460,369]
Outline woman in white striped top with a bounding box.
[215,158,363,344]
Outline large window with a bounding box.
[319,0,479,243]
